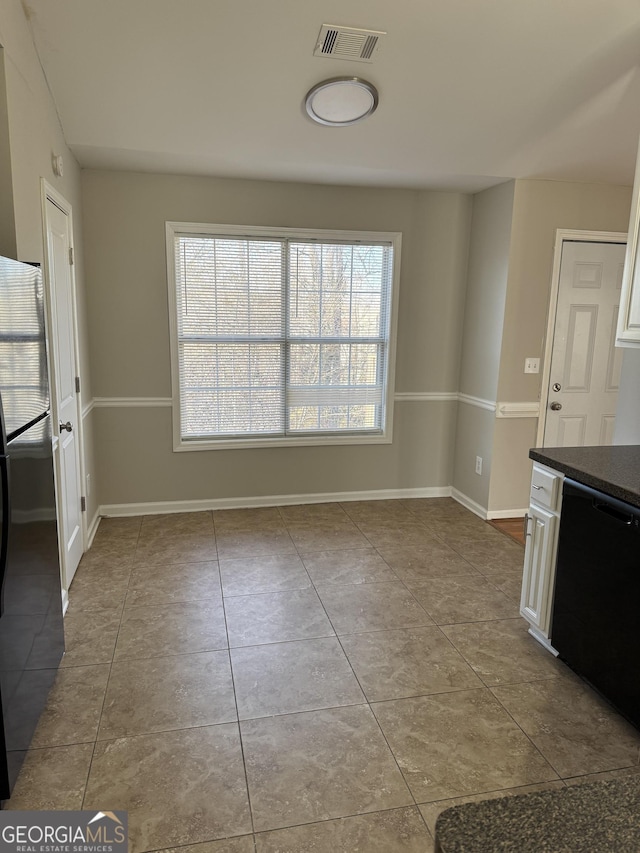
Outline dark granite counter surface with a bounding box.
[435,775,640,853]
[529,444,640,509]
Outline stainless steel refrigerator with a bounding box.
[0,255,64,801]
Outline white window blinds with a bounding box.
[171,227,395,443]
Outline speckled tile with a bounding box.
[417,780,566,835]
[357,522,435,550]
[213,506,284,531]
[450,536,525,573]
[372,689,558,802]
[376,542,477,582]
[340,500,416,523]
[288,523,370,553]
[114,600,228,660]
[483,569,524,602]
[215,529,296,560]
[98,650,237,738]
[423,517,502,544]
[231,637,364,719]
[241,705,413,832]
[92,516,142,544]
[84,725,251,853]
[134,533,217,566]
[219,554,311,596]
[563,766,640,787]
[403,498,473,520]
[255,807,432,852]
[225,588,334,647]
[279,502,350,524]
[75,546,135,576]
[302,548,399,585]
[30,664,110,747]
[5,742,94,809]
[407,575,518,624]
[315,581,433,634]
[156,840,255,853]
[340,627,482,702]
[66,574,130,611]
[492,677,640,778]
[139,511,214,537]
[126,560,221,607]
[442,618,567,685]
[61,609,121,666]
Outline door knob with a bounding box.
[59,421,73,433]
[549,402,562,411]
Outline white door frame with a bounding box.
[40,180,87,581]
[536,229,627,447]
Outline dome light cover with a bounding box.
[304,77,379,126]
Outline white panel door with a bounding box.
[44,196,83,589]
[543,241,625,447]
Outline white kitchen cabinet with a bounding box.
[616,137,640,346]
[520,463,563,652]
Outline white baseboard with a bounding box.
[450,488,488,519]
[527,626,559,656]
[61,587,69,615]
[99,485,453,518]
[486,508,529,520]
[86,509,101,548]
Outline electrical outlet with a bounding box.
[524,357,540,374]
[475,456,483,476]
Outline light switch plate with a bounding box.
[524,357,540,374]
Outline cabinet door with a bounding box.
[520,504,557,635]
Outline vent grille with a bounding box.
[314,25,386,63]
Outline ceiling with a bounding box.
[23,0,640,192]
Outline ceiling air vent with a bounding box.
[314,24,386,63]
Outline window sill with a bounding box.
[173,432,393,451]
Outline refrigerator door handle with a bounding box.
[0,455,9,615]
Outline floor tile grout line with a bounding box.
[250,803,433,843]
[220,573,258,837]
[79,530,141,807]
[483,682,565,782]
[303,571,421,810]
[61,502,634,843]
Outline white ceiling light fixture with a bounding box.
[304,77,379,127]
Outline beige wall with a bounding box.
[0,48,16,258]
[452,178,632,515]
[487,179,633,513]
[452,404,494,509]
[453,181,514,510]
[498,179,632,402]
[458,181,514,401]
[82,170,472,507]
[0,1,96,520]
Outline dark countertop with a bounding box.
[529,444,640,509]
[434,775,640,853]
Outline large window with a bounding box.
[166,223,400,449]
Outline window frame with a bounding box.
[166,221,402,451]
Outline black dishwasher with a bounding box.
[551,478,640,729]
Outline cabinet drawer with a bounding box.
[530,465,561,510]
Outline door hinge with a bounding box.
[80,496,86,512]
[69,247,74,266]
[75,376,80,394]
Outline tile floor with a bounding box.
[7,498,640,852]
